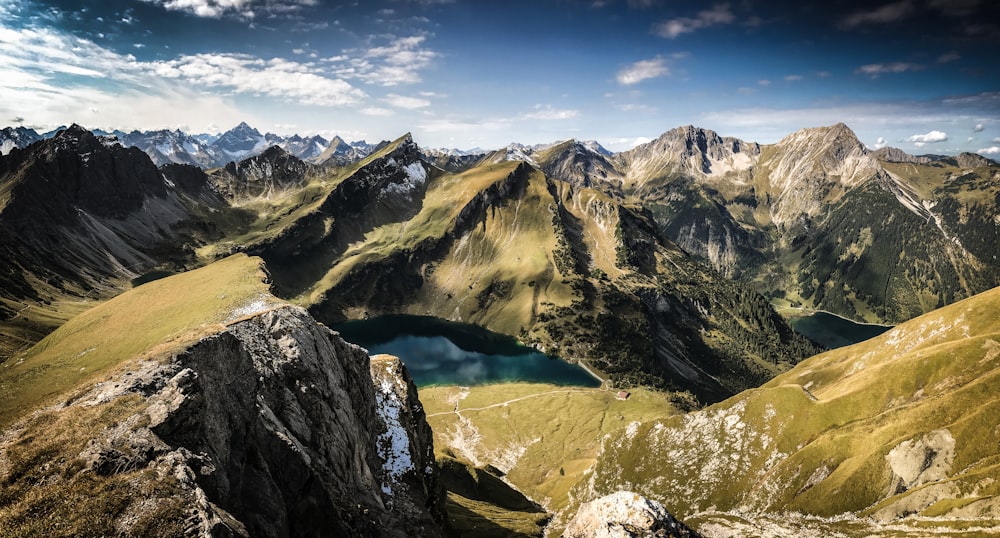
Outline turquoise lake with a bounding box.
[790,311,893,349]
[334,315,602,388]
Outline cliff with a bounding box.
[0,304,445,537]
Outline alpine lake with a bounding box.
[789,310,893,350]
[334,310,890,388]
[333,315,601,388]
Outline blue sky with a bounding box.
[0,0,998,154]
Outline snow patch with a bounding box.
[375,376,415,495]
[226,295,274,322]
[383,161,427,196]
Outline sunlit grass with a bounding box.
[0,254,274,427]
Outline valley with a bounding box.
[1,122,999,537]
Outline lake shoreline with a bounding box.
[778,305,895,329]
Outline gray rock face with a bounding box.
[60,305,445,537]
[565,491,701,538]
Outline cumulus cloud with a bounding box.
[974,123,984,131]
[906,130,948,147]
[855,62,921,77]
[521,104,579,120]
[0,15,378,133]
[874,136,888,149]
[153,54,365,106]
[384,93,430,109]
[616,56,669,85]
[654,3,735,38]
[333,34,437,86]
[978,146,1000,154]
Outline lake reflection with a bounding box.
[335,315,601,388]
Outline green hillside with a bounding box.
[576,283,1000,534]
[0,254,275,427]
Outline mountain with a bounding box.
[208,145,313,201]
[606,123,1000,323]
[209,121,268,164]
[0,126,41,155]
[0,125,240,359]
[313,135,372,165]
[420,147,488,173]
[117,128,217,168]
[874,146,996,168]
[0,255,447,536]
[267,132,330,162]
[271,140,818,402]
[576,281,1000,535]
[872,146,933,164]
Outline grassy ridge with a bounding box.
[575,284,1000,532]
[0,254,274,427]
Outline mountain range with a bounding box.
[0,122,375,168]
[2,121,1000,536]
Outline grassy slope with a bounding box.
[0,254,274,427]
[420,383,677,534]
[576,284,1000,534]
[302,161,577,336]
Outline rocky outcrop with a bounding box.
[209,146,311,201]
[872,146,932,164]
[564,491,700,538]
[616,125,759,192]
[0,305,446,536]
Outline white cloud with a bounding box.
[840,0,915,28]
[361,107,393,116]
[653,4,735,39]
[978,146,1000,155]
[906,130,948,147]
[521,104,579,120]
[617,56,669,85]
[856,62,921,77]
[384,93,430,109]
[153,54,366,106]
[141,0,318,19]
[874,136,888,148]
[603,136,652,150]
[335,34,437,86]
[974,123,984,131]
[785,74,803,81]
[758,79,771,86]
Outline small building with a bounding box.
[616,390,631,401]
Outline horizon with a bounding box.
[1,0,998,155]
[7,120,1000,159]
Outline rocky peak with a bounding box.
[1,124,168,225]
[617,125,759,189]
[872,146,932,164]
[760,123,885,225]
[212,145,309,200]
[0,126,41,155]
[955,152,995,168]
[0,304,446,536]
[565,491,701,537]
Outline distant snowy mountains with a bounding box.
[0,122,375,168]
[1,123,620,172]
